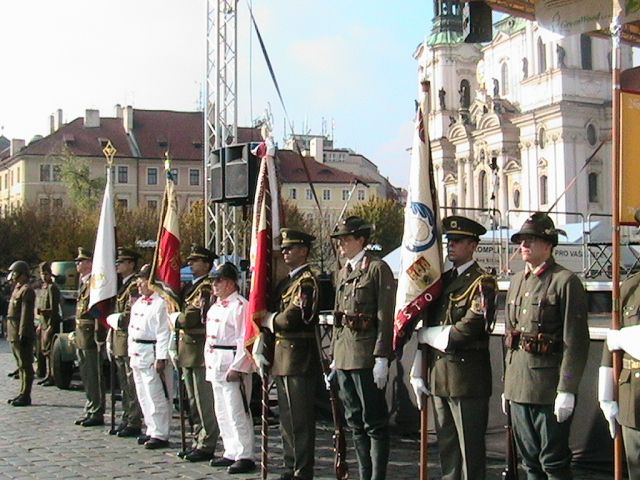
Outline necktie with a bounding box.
[450,269,458,280]
[346,263,353,275]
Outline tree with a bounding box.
[56,147,106,211]
[346,196,404,257]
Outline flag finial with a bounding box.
[102,140,117,166]
[164,151,171,171]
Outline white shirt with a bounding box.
[347,249,366,271]
[452,259,474,277]
[128,293,170,368]
[205,291,253,382]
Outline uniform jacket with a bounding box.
[602,272,640,428]
[75,276,108,350]
[204,291,253,382]
[37,281,62,354]
[332,252,396,370]
[7,282,36,343]
[260,265,321,377]
[113,274,139,357]
[128,293,170,369]
[504,257,589,404]
[427,262,494,398]
[177,276,213,368]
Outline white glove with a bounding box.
[409,349,430,410]
[417,325,451,352]
[598,366,618,438]
[607,325,640,359]
[106,313,122,330]
[372,357,389,390]
[261,312,276,331]
[554,392,575,423]
[501,393,507,415]
[324,359,336,391]
[252,336,270,376]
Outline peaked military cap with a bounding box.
[39,261,52,275]
[75,247,93,261]
[330,216,373,238]
[116,247,140,263]
[137,263,152,280]
[211,262,239,282]
[443,215,486,241]
[186,244,218,264]
[511,212,566,247]
[279,228,315,248]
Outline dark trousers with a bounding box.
[432,395,489,480]
[275,375,316,479]
[115,356,143,428]
[77,347,105,417]
[11,338,34,397]
[182,366,218,453]
[622,425,640,479]
[511,402,572,480]
[337,368,389,480]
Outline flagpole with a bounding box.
[610,9,624,480]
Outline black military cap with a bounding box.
[211,262,239,282]
[39,261,52,275]
[116,247,140,263]
[442,215,486,241]
[186,244,218,264]
[138,263,152,280]
[330,216,373,238]
[75,247,93,261]
[279,228,315,248]
[511,212,566,247]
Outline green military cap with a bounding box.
[137,263,152,280]
[116,247,140,263]
[186,244,218,264]
[210,262,239,282]
[442,215,486,241]
[75,247,93,261]
[39,261,52,275]
[330,215,373,238]
[279,228,315,248]
[511,212,566,247]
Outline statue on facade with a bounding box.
[439,88,447,110]
[556,45,566,68]
[522,57,529,79]
[458,83,469,109]
[492,78,499,98]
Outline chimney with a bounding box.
[50,115,55,134]
[123,105,133,133]
[115,104,123,118]
[10,139,26,156]
[54,109,64,131]
[310,137,324,163]
[84,109,100,128]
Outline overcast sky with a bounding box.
[1,0,434,187]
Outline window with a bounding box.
[40,164,51,182]
[39,197,50,209]
[53,198,63,208]
[289,188,297,200]
[513,187,521,208]
[537,38,547,73]
[170,168,179,184]
[459,79,471,109]
[501,63,509,95]
[538,128,546,149]
[306,189,313,200]
[540,175,548,205]
[189,169,200,186]
[52,165,62,182]
[117,165,128,184]
[147,199,158,210]
[342,189,349,201]
[451,196,458,215]
[581,34,593,70]
[323,189,331,201]
[478,171,487,208]
[117,198,128,209]
[587,124,598,146]
[147,168,158,185]
[588,172,599,203]
[357,189,365,201]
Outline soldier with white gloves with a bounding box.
[128,264,173,450]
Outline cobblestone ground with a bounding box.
[0,338,609,479]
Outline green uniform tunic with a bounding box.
[7,282,36,398]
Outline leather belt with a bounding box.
[210,345,236,350]
[275,332,315,339]
[76,319,95,326]
[623,358,640,370]
[181,328,206,335]
[133,338,156,344]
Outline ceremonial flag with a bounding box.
[246,135,280,347]
[393,85,443,355]
[88,164,118,326]
[150,161,181,312]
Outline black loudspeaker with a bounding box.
[225,143,258,205]
[210,149,224,202]
[463,1,493,43]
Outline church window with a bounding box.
[538,128,546,149]
[588,172,599,203]
[540,175,548,205]
[479,170,487,208]
[587,124,598,146]
[537,38,547,73]
[501,63,509,95]
[581,35,593,70]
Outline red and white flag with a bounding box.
[246,136,280,347]
[150,165,181,312]
[88,165,117,326]
[393,86,443,355]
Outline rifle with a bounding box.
[109,329,117,434]
[314,325,349,480]
[501,341,519,480]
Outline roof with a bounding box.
[275,149,374,184]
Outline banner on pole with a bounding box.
[620,89,640,224]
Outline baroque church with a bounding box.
[416,0,633,230]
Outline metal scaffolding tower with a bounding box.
[204,0,250,258]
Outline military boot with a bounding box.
[370,436,390,480]
[353,436,372,480]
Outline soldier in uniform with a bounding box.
[599,209,640,477]
[6,260,35,406]
[410,216,496,480]
[206,263,256,474]
[330,216,395,480]
[74,247,107,427]
[175,245,220,462]
[503,212,589,479]
[254,228,321,480]
[108,247,143,437]
[36,261,61,387]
